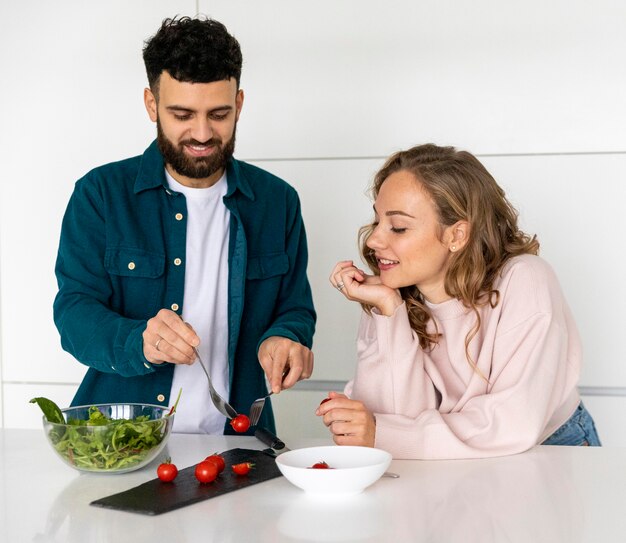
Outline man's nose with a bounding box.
[191,119,213,143]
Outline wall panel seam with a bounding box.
[286,381,626,397]
[246,150,626,163]
[3,381,80,387]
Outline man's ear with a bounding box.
[235,88,244,121]
[447,220,470,253]
[144,87,158,122]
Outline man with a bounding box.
[53,16,316,434]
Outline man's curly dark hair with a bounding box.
[143,16,242,96]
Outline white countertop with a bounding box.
[1,429,625,542]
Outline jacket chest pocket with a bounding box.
[104,247,165,318]
[246,252,289,280]
[244,252,289,325]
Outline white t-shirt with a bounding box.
[166,170,230,433]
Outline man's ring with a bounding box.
[336,282,345,291]
[155,338,163,351]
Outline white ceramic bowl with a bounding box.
[275,445,392,497]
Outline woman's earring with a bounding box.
[451,245,457,252]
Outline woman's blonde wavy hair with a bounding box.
[359,144,539,374]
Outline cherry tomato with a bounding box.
[156,458,178,482]
[232,462,254,475]
[320,398,331,406]
[310,461,331,469]
[230,414,251,433]
[195,461,218,483]
[204,453,226,473]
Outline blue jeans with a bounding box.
[541,402,601,446]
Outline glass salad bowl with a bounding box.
[42,403,174,474]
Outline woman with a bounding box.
[318,143,600,459]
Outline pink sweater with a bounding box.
[347,254,581,459]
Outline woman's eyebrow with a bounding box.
[386,210,415,218]
[373,205,415,219]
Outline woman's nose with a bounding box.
[366,226,384,249]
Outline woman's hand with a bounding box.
[329,260,402,316]
[316,391,376,447]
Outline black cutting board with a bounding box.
[90,448,280,515]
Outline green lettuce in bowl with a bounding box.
[31,392,179,474]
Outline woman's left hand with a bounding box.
[330,260,402,316]
[316,391,376,447]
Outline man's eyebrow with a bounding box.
[372,204,415,219]
[166,105,193,113]
[165,105,234,113]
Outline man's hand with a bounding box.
[258,336,314,393]
[316,391,376,447]
[143,309,200,365]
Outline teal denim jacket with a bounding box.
[53,140,316,433]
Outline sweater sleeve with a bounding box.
[351,306,440,417]
[351,264,581,459]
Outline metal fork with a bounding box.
[194,348,238,419]
[249,390,273,426]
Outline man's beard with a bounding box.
[156,119,236,180]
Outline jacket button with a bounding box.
[157,394,165,402]
[175,213,183,221]
[174,258,182,266]
[128,262,136,270]
[171,303,179,311]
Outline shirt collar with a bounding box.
[134,139,254,201]
[225,158,255,201]
[133,140,166,193]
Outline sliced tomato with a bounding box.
[232,462,254,476]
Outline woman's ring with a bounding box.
[336,282,345,291]
[155,338,163,351]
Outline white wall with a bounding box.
[1,1,625,445]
